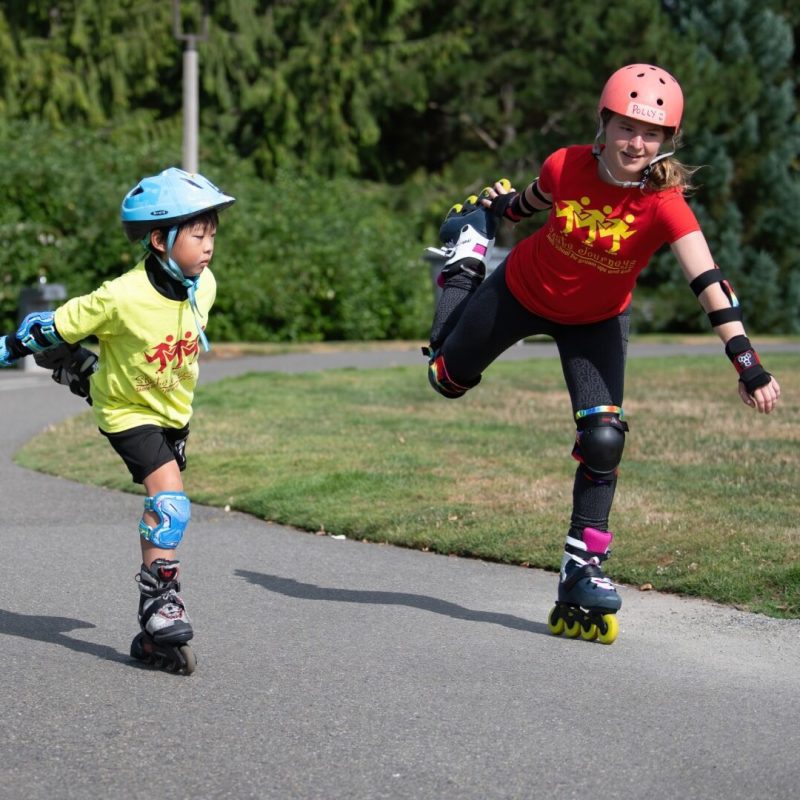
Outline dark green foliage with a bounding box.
[636,0,800,333]
[0,120,430,340]
[0,0,796,338]
[0,118,180,325]
[211,166,431,342]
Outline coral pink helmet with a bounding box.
[598,64,684,131]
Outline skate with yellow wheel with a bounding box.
[547,527,621,645]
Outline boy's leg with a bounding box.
[104,425,196,671]
[102,424,191,565]
[136,445,193,640]
[141,460,185,567]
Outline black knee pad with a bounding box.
[427,352,481,399]
[572,407,628,479]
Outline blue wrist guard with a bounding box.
[16,311,64,354]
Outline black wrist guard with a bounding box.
[725,335,771,394]
[489,192,522,222]
[489,180,548,223]
[4,334,33,359]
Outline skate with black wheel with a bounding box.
[130,631,197,675]
[131,558,197,675]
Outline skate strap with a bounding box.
[564,535,609,562]
[560,561,608,592]
[139,590,186,628]
[575,405,626,423]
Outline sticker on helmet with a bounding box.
[625,102,667,124]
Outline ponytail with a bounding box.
[644,131,699,193]
[645,155,698,193]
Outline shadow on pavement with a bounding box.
[0,608,129,664]
[235,569,552,636]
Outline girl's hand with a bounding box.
[738,375,780,414]
[480,178,514,207]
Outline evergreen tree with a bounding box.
[0,1,178,126]
[0,0,796,334]
[643,0,800,333]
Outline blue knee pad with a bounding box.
[139,491,191,549]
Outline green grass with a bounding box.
[16,351,800,617]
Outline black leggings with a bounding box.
[440,261,630,537]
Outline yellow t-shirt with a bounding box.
[54,261,216,433]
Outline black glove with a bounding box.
[488,191,523,222]
[34,343,98,404]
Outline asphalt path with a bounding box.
[2,342,799,800]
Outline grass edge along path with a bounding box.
[15,352,800,618]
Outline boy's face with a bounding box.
[151,220,217,278]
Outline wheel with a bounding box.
[179,645,197,675]
[580,620,598,641]
[547,606,565,635]
[563,616,582,638]
[130,632,151,662]
[596,614,619,645]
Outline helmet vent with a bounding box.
[182,178,204,190]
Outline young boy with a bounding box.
[0,167,235,673]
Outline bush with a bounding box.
[0,121,431,342]
[214,166,430,342]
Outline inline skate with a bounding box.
[423,183,509,356]
[547,527,621,645]
[424,189,500,283]
[130,559,196,674]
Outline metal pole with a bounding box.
[173,1,209,174]
[182,37,199,173]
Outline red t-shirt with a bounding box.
[504,145,700,324]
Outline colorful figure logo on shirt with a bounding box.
[145,331,200,373]
[555,197,637,253]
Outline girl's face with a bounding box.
[600,113,667,183]
[151,221,217,278]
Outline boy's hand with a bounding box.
[0,335,20,367]
[34,343,98,403]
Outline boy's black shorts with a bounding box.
[101,424,190,484]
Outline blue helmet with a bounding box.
[120,167,235,243]
[120,167,235,354]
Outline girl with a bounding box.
[425,64,780,644]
